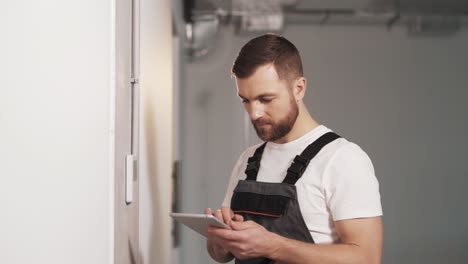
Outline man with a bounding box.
[205,34,383,264]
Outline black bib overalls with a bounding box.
[230,132,340,264]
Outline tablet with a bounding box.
[170,212,231,237]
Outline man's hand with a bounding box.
[207,219,277,260]
[206,214,383,264]
[206,207,243,226]
[205,207,244,263]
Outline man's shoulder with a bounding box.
[306,129,372,168]
[325,137,370,161]
[323,139,374,176]
[308,126,366,156]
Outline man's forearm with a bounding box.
[207,240,234,263]
[267,234,375,264]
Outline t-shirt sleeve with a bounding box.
[323,143,383,221]
[221,148,253,207]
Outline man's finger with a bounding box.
[221,207,234,223]
[214,209,224,222]
[233,214,244,222]
[204,208,212,215]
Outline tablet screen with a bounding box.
[170,213,230,237]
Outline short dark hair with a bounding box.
[231,34,303,80]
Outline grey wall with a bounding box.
[179,24,468,264]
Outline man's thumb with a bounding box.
[230,219,248,230]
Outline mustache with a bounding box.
[252,119,272,126]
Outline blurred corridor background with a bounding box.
[1,0,468,264]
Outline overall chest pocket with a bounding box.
[231,191,290,218]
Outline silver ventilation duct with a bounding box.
[185,13,219,60]
[184,0,468,60]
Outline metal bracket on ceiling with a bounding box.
[387,12,401,31]
[386,0,400,31]
[320,11,331,25]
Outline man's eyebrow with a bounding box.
[238,93,276,99]
[257,93,276,98]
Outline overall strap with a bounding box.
[283,132,341,185]
[244,142,267,181]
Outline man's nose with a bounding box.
[248,102,265,121]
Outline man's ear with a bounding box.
[293,77,306,101]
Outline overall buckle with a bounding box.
[287,155,310,177]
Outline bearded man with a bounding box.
[205,34,383,264]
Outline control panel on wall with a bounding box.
[125,0,140,205]
[114,0,140,263]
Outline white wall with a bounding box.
[138,0,174,263]
[0,1,112,263]
[1,1,175,263]
[180,25,468,264]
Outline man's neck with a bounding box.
[272,106,319,144]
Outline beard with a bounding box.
[252,98,299,142]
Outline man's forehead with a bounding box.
[236,82,287,99]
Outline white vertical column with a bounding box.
[138,0,174,263]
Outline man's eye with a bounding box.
[259,98,272,103]
[241,99,249,104]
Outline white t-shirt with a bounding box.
[222,125,383,244]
